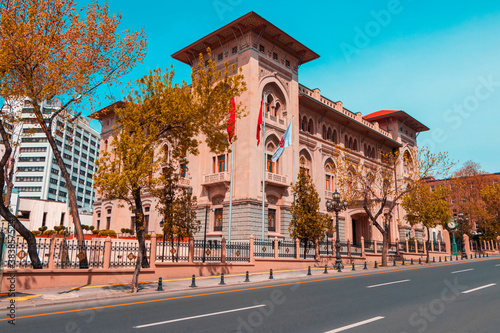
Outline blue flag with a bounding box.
[271,121,292,162]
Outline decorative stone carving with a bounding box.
[267,195,279,205]
[212,196,224,205]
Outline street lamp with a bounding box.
[326,190,348,272]
[203,206,215,263]
[458,212,468,259]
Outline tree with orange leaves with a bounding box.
[0,0,146,268]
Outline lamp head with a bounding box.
[332,190,341,204]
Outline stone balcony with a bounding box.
[265,172,288,188]
[202,172,231,187]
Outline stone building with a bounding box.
[91,12,429,245]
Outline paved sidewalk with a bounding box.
[1,256,497,309]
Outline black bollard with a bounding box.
[445,256,447,262]
[324,264,328,274]
[307,266,312,276]
[433,257,435,263]
[157,277,163,291]
[450,255,453,261]
[352,263,356,271]
[363,262,367,270]
[244,271,250,282]
[439,256,442,262]
[419,258,422,265]
[487,253,489,257]
[219,273,226,285]
[475,253,477,258]
[374,261,378,268]
[470,254,472,259]
[393,259,396,267]
[269,269,274,279]
[402,258,405,266]
[190,275,197,288]
[411,258,414,265]
[456,255,458,261]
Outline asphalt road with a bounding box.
[3,258,500,333]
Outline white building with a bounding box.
[4,99,100,213]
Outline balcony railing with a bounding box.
[202,172,230,186]
[265,172,288,187]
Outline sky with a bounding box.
[82,0,500,173]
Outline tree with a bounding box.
[0,99,42,268]
[289,167,330,259]
[94,52,246,292]
[401,182,452,262]
[480,183,500,241]
[0,0,146,267]
[337,147,453,266]
[154,159,200,262]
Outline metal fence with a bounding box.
[298,241,315,259]
[156,240,189,262]
[193,240,222,262]
[364,240,375,253]
[1,237,51,268]
[338,242,349,256]
[388,243,398,254]
[53,238,105,269]
[399,241,406,252]
[110,240,151,268]
[351,242,362,257]
[277,240,296,258]
[253,239,275,258]
[318,240,333,256]
[226,241,250,262]
[417,242,424,253]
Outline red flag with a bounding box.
[256,98,263,146]
[227,98,236,143]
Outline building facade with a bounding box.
[4,98,100,214]
[91,12,429,244]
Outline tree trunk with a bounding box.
[303,239,307,259]
[426,227,431,263]
[33,103,88,268]
[381,229,389,267]
[131,187,149,293]
[0,205,42,269]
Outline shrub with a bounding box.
[38,225,48,232]
[58,230,66,235]
[54,225,66,232]
[43,230,56,235]
[89,226,95,231]
[32,230,41,236]
[98,230,117,237]
[145,233,151,239]
[155,233,163,239]
[92,229,99,235]
[121,228,127,233]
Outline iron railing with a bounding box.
[226,241,250,262]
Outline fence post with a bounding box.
[424,239,427,255]
[274,236,279,259]
[374,240,378,254]
[48,235,57,269]
[437,240,441,252]
[347,239,351,258]
[396,238,400,255]
[221,237,227,263]
[188,236,194,263]
[405,238,409,253]
[103,236,112,269]
[360,236,365,257]
[295,238,300,259]
[315,238,320,260]
[150,232,157,268]
[249,234,254,263]
[414,239,418,254]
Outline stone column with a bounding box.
[103,236,111,269]
[188,236,194,263]
[274,236,279,259]
[150,232,157,268]
[414,239,418,254]
[295,238,300,259]
[315,238,320,260]
[360,236,365,257]
[405,238,409,253]
[249,234,255,263]
[48,235,57,269]
[347,240,351,258]
[396,238,400,255]
[374,240,378,254]
[221,237,227,263]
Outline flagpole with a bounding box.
[261,93,266,241]
[292,115,295,187]
[228,141,234,243]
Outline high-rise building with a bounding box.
[4,98,100,212]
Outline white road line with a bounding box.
[324,316,385,333]
[462,283,496,294]
[133,304,265,328]
[452,268,474,274]
[367,279,410,288]
[495,264,500,267]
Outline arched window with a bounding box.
[301,116,307,132]
[104,139,108,153]
[274,102,281,117]
[322,125,327,140]
[325,160,336,192]
[333,130,338,144]
[266,94,274,114]
[344,135,349,147]
[307,118,314,133]
[348,137,353,150]
[353,139,358,151]
[327,128,332,141]
[364,144,368,156]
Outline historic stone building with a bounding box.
[91,12,429,245]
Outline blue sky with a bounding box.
[84,0,500,173]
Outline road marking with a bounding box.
[462,283,496,294]
[133,304,265,328]
[324,316,384,332]
[452,268,474,274]
[495,264,500,267]
[3,260,497,322]
[367,279,410,288]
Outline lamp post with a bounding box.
[202,205,215,263]
[326,190,348,272]
[458,212,468,259]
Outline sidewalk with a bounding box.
[1,256,497,309]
